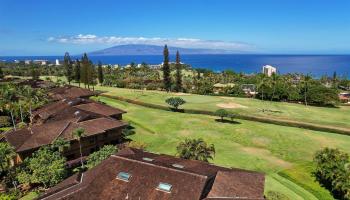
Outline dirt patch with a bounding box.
[216,102,247,109]
[179,130,192,136]
[252,137,271,147]
[242,147,293,169]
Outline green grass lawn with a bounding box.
[92,85,350,130]
[94,95,350,200]
[19,192,39,200]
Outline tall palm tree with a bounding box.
[51,138,70,154]
[72,128,86,168]
[303,74,312,106]
[176,138,215,162]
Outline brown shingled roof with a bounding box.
[39,148,265,200]
[49,86,96,101]
[73,102,126,117]
[5,118,127,153]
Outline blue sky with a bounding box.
[1,0,350,55]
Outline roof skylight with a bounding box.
[172,164,184,169]
[142,157,154,162]
[116,172,131,181]
[157,182,172,193]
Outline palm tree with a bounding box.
[51,138,70,154]
[176,138,215,162]
[303,74,312,106]
[72,128,86,168]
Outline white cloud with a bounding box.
[47,34,254,51]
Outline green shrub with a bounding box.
[86,145,116,169]
[0,116,11,128]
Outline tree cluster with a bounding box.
[313,147,350,199]
[176,138,215,162]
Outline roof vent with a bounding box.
[116,172,131,182]
[157,182,172,193]
[172,164,184,169]
[142,157,154,162]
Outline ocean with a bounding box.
[1,54,350,77]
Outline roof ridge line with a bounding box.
[111,154,209,179]
[53,120,73,141]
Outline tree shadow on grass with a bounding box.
[214,119,241,125]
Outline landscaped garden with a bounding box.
[94,95,350,200]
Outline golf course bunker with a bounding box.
[216,102,247,109]
[173,92,191,96]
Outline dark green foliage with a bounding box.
[64,52,73,84]
[0,142,15,175]
[0,116,10,127]
[175,51,182,92]
[313,148,350,199]
[165,97,186,110]
[30,66,40,80]
[51,138,70,153]
[80,53,89,88]
[74,59,81,85]
[86,145,116,169]
[17,146,67,188]
[215,109,229,121]
[306,84,339,106]
[0,66,3,79]
[176,138,215,162]
[97,61,104,85]
[162,45,171,91]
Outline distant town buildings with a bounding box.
[262,65,277,77]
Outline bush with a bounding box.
[86,145,116,169]
[165,97,186,110]
[176,138,215,162]
[0,116,11,128]
[127,141,147,150]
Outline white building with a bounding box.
[262,65,277,77]
[55,59,60,66]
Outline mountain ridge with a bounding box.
[89,44,237,55]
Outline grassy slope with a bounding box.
[95,96,350,200]
[93,86,350,129]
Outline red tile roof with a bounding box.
[39,148,265,200]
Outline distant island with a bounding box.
[89,44,237,56]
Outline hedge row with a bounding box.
[100,94,350,136]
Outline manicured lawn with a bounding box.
[94,96,350,200]
[93,85,350,129]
